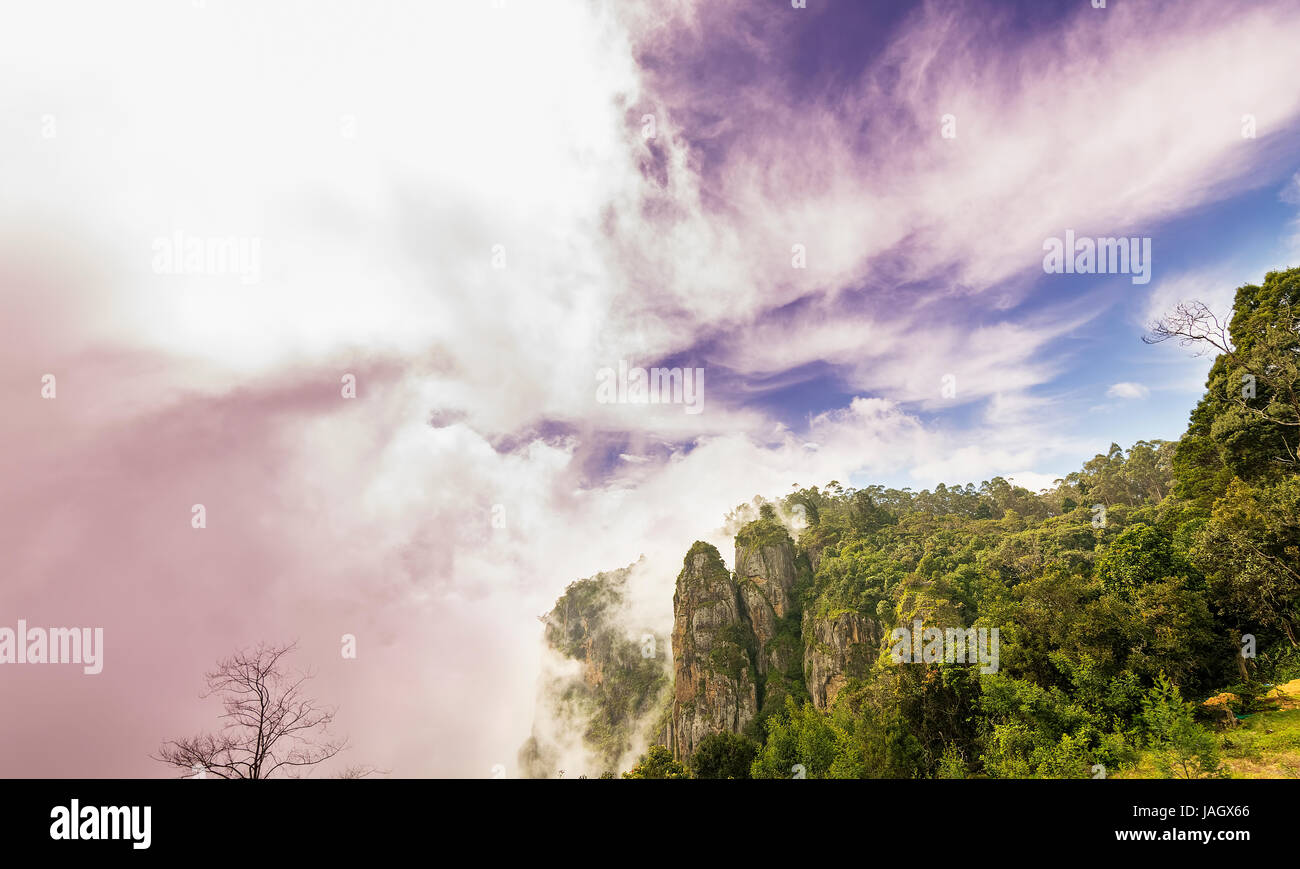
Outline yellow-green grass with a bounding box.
[1113,705,1300,778]
[1219,707,1300,778]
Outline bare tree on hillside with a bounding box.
[1146,299,1300,464]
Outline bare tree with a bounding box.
[156,641,347,779]
[1143,300,1235,357]
[335,764,386,779]
[1145,300,1300,464]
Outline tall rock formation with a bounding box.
[734,520,798,674]
[523,509,888,772]
[668,518,815,760]
[518,560,671,778]
[803,610,881,709]
[734,518,807,717]
[668,542,759,759]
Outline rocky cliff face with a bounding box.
[666,519,818,759]
[733,519,808,719]
[668,541,759,759]
[518,560,670,778]
[734,525,798,676]
[522,512,886,770]
[803,609,881,709]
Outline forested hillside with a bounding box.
[528,267,1300,779]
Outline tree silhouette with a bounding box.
[156,641,347,779]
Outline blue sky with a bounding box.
[624,0,1300,492]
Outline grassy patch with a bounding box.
[1219,708,1300,778]
[1116,706,1300,778]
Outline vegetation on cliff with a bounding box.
[538,268,1300,779]
[518,562,670,778]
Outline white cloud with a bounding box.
[633,0,1300,306]
[1280,172,1300,206]
[1281,172,1300,257]
[1005,471,1062,493]
[1107,382,1151,400]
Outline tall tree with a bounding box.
[1146,268,1300,489]
[1194,478,1300,647]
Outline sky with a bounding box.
[2,0,1300,777]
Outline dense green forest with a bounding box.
[539,268,1300,780]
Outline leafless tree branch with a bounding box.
[155,641,355,779]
